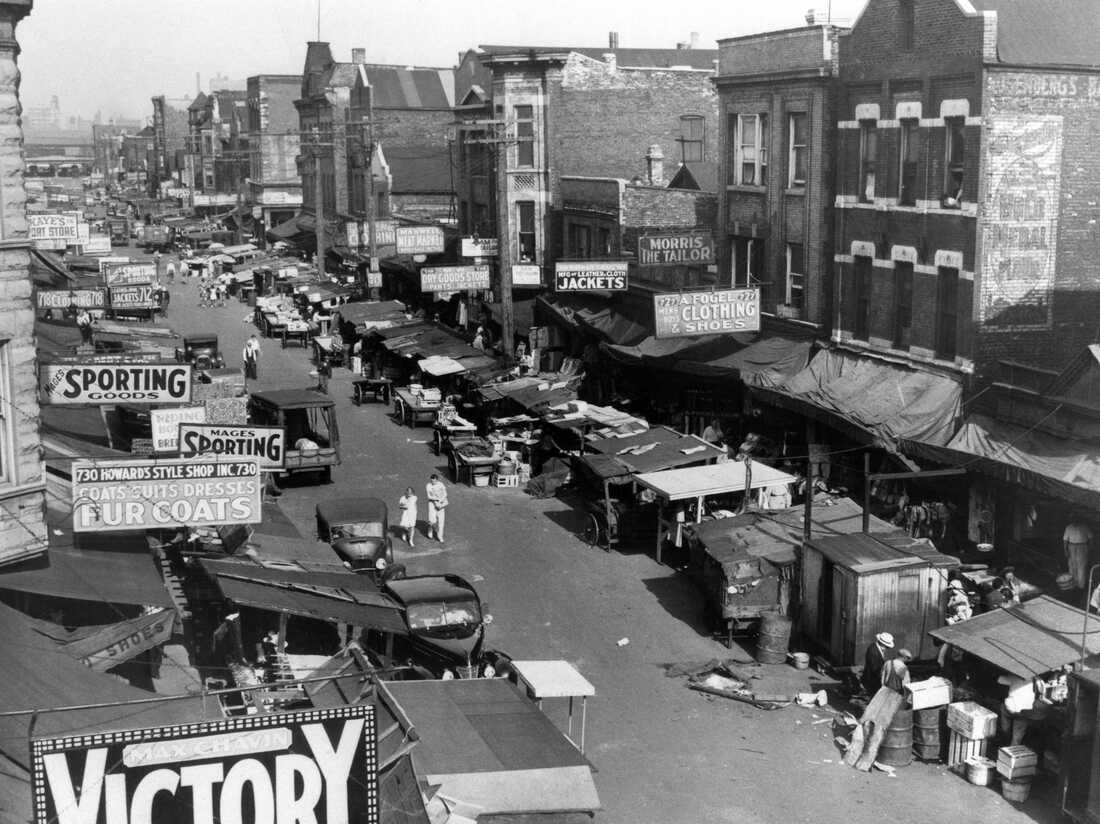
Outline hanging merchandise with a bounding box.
[967,484,996,545]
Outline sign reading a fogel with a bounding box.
[638,232,715,266]
[420,265,491,292]
[37,289,106,310]
[104,263,155,286]
[554,261,629,291]
[30,705,378,824]
[395,225,445,254]
[461,237,499,257]
[178,423,286,470]
[150,405,207,452]
[40,363,192,404]
[29,213,80,243]
[71,457,262,532]
[109,284,159,310]
[653,288,761,338]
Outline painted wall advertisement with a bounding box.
[554,261,628,291]
[31,705,378,824]
[420,264,491,292]
[71,457,262,532]
[40,363,193,404]
[395,225,445,255]
[104,263,156,286]
[637,232,715,266]
[978,112,1063,330]
[29,213,80,244]
[653,288,761,338]
[178,423,287,470]
[36,289,106,310]
[150,405,208,452]
[109,283,159,310]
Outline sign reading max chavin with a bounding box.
[178,423,287,471]
[30,705,378,824]
[554,261,628,291]
[40,363,192,405]
[653,288,761,338]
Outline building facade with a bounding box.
[150,94,189,195]
[245,74,302,237]
[185,89,249,210]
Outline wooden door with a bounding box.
[830,566,849,664]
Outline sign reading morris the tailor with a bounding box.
[104,262,156,286]
[71,457,262,532]
[653,288,760,338]
[40,363,193,404]
[461,236,499,258]
[29,213,80,244]
[554,261,628,291]
[178,423,286,470]
[421,264,491,292]
[395,225,445,255]
[109,283,159,310]
[30,705,378,824]
[638,232,715,266]
[37,289,106,310]
[150,405,207,452]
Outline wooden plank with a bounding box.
[853,687,905,772]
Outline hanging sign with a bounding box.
[653,288,761,338]
[150,405,207,452]
[461,237,499,257]
[554,261,628,291]
[420,264,491,292]
[638,232,715,266]
[178,423,286,470]
[29,213,80,244]
[39,363,193,404]
[511,264,541,287]
[109,283,159,311]
[37,289,106,310]
[395,225,445,255]
[104,263,155,286]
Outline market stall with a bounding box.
[392,385,442,427]
[450,437,502,486]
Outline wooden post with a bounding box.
[803,457,813,542]
[863,452,871,534]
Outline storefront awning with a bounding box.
[600,333,752,370]
[634,461,797,501]
[677,335,815,389]
[587,425,725,474]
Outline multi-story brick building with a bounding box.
[185,89,249,211]
[245,75,302,237]
[150,94,189,194]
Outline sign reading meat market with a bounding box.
[395,225,445,254]
[40,363,193,404]
[420,264,491,292]
[31,705,378,824]
[178,423,286,470]
[653,288,761,338]
[71,457,262,532]
[638,232,715,266]
[554,261,628,291]
[36,289,106,310]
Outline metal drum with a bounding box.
[755,613,792,664]
[876,706,914,767]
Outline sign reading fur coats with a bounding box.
[554,261,628,291]
[653,288,761,338]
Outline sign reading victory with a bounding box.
[71,457,262,532]
[178,423,287,470]
[420,264,491,292]
[36,289,106,310]
[395,225,445,254]
[31,705,378,824]
[40,363,193,404]
[554,261,628,291]
[638,232,715,266]
[653,288,760,338]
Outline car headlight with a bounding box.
[375,557,387,570]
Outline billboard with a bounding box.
[71,457,262,532]
[461,236,499,257]
[31,705,378,824]
[653,288,761,338]
[29,213,80,244]
[37,289,106,310]
[109,283,160,311]
[395,225,445,254]
[420,264,491,292]
[150,405,207,452]
[638,232,715,266]
[104,263,156,286]
[82,235,112,255]
[178,423,286,470]
[512,264,542,287]
[554,261,628,291]
[40,363,193,404]
[97,256,131,274]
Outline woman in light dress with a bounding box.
[398,486,418,547]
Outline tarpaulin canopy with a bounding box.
[334,299,409,329]
[267,211,317,241]
[419,355,467,377]
[478,377,581,414]
[574,305,648,346]
[677,335,815,388]
[25,607,175,672]
[756,348,962,449]
[586,425,725,474]
[634,461,797,501]
[930,595,1100,679]
[600,333,753,370]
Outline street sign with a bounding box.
[554,261,628,291]
[39,363,193,405]
[461,236,499,257]
[178,423,287,470]
[395,225,445,255]
[512,264,541,286]
[638,232,715,266]
[36,289,106,310]
[150,405,207,452]
[653,288,761,338]
[421,264,491,292]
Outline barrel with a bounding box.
[876,707,914,767]
[1002,777,1033,802]
[912,706,944,761]
[755,613,792,664]
[965,756,996,786]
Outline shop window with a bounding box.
[859,121,877,202]
[893,261,913,349]
[734,114,767,186]
[732,237,765,290]
[853,256,872,341]
[517,201,536,262]
[899,0,915,51]
[568,222,591,259]
[786,243,805,309]
[942,117,965,208]
[597,227,612,257]
[898,119,920,206]
[788,113,808,188]
[679,115,705,163]
[936,266,959,359]
[514,105,534,167]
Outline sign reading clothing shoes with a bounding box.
[653,288,761,338]
[30,704,378,824]
[554,261,628,291]
[420,264,491,293]
[71,457,261,532]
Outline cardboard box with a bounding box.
[907,676,952,710]
[997,745,1038,779]
[947,701,998,740]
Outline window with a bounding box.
[893,262,913,349]
[788,113,808,188]
[568,222,591,259]
[899,0,915,51]
[514,105,534,167]
[517,201,536,262]
[597,227,612,257]
[679,115,705,163]
[853,256,872,341]
[943,117,965,207]
[859,121,877,202]
[936,267,959,359]
[732,237,765,289]
[786,243,805,308]
[734,114,767,186]
[898,119,920,206]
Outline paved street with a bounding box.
[147,261,1056,824]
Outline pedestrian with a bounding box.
[1064,519,1094,589]
[472,326,487,352]
[862,631,894,695]
[398,486,418,547]
[425,473,449,542]
[945,579,973,624]
[75,307,94,344]
[702,418,724,445]
[882,648,913,694]
[243,334,261,380]
[316,353,331,394]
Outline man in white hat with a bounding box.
[862,631,894,694]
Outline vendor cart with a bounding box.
[312,335,345,368]
[449,438,502,486]
[433,418,479,456]
[352,376,392,406]
[282,320,309,348]
[392,386,441,427]
[573,453,639,551]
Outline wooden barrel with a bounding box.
[1002,777,1032,802]
[876,706,914,767]
[755,613,792,664]
[912,706,944,761]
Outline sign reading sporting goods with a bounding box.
[554,261,628,291]
[653,288,761,338]
[31,705,378,824]
[178,423,286,470]
[104,263,156,286]
[39,363,192,404]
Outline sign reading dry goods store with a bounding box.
[395,225,445,254]
[30,705,378,824]
[554,261,628,291]
[420,264,491,292]
[178,423,287,470]
[71,457,262,531]
[36,289,106,310]
[653,288,760,338]
[638,232,715,266]
[40,363,193,404]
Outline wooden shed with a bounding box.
[800,532,957,665]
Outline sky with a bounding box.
[18,0,868,122]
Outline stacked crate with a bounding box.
[997,745,1038,802]
[946,701,998,771]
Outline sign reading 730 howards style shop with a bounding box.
[31,705,379,824]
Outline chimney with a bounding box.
[351,48,366,64]
[196,72,201,94]
[603,52,617,71]
[690,31,700,49]
[608,31,620,49]
[645,145,665,186]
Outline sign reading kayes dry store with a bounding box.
[31,705,378,824]
[40,363,192,404]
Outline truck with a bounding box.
[142,224,171,251]
[107,217,129,246]
[248,389,340,484]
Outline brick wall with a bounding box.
[372,109,453,149]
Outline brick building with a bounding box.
[185,89,249,210]
[150,94,189,194]
[245,75,302,237]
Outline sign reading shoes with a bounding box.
[554,261,629,291]
[40,363,193,404]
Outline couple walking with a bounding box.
[398,474,449,547]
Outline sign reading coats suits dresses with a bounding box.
[39,363,193,405]
[653,288,761,338]
[395,225,445,255]
[554,261,629,291]
[421,265,491,292]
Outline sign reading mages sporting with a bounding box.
[31,705,379,824]
[40,363,192,404]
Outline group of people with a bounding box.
[397,474,449,547]
[861,631,914,696]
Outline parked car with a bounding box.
[249,389,340,483]
[175,334,225,370]
[315,497,403,580]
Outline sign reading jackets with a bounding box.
[71,457,262,532]
[40,363,193,404]
[178,423,286,470]
[395,225,445,255]
[104,263,156,286]
[554,261,628,291]
[653,288,761,338]
[150,405,207,452]
[110,283,159,310]
[29,214,80,245]
[420,265,491,293]
[638,232,715,266]
[36,289,106,310]
[30,705,378,824]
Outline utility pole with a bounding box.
[308,128,326,279]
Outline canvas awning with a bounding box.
[419,354,467,377]
[267,211,316,241]
[930,595,1100,679]
[634,461,797,501]
[677,335,815,388]
[600,334,752,370]
[586,425,725,474]
[25,607,175,671]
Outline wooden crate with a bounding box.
[947,731,986,771]
[947,701,998,739]
[492,472,520,488]
[997,745,1038,780]
[907,676,952,710]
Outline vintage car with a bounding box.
[315,497,402,579]
[175,334,225,370]
[249,389,340,484]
